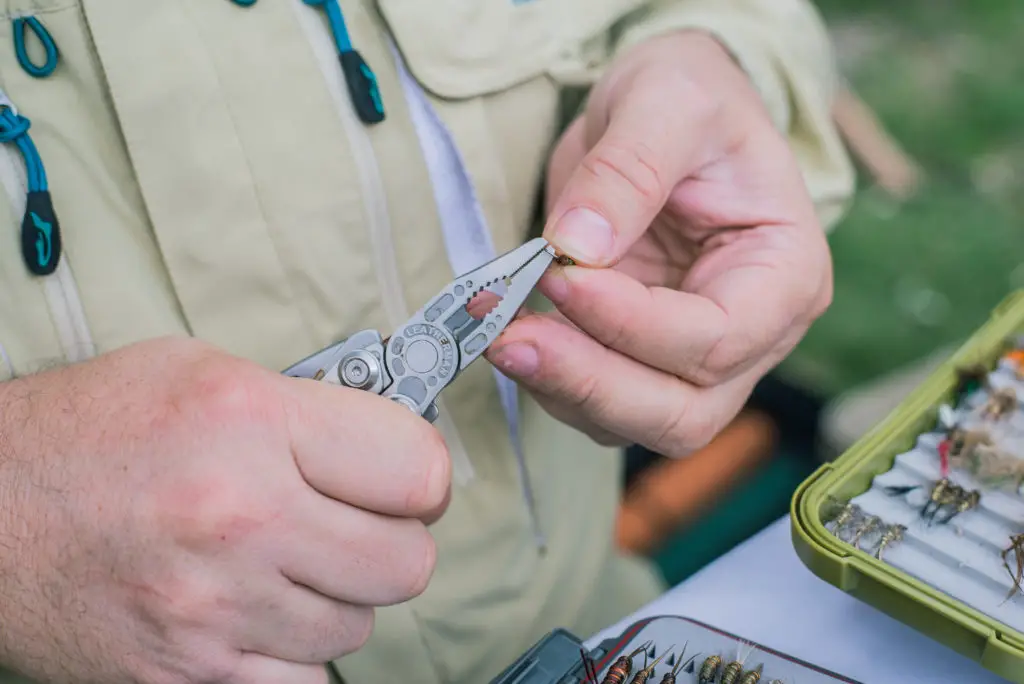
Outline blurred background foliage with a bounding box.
[777,0,1024,396]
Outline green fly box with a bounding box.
[793,288,1024,683]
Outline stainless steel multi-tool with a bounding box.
[283,237,555,422]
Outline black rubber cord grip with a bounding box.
[340,49,385,125]
[21,190,61,276]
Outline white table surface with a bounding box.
[586,516,1011,683]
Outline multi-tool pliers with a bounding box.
[283,238,556,422]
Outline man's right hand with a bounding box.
[0,336,451,684]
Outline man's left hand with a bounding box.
[486,31,833,456]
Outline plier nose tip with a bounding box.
[428,237,556,368]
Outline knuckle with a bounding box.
[600,308,632,352]
[645,67,720,126]
[165,350,280,434]
[696,324,766,385]
[688,413,723,451]
[680,307,732,387]
[155,472,280,551]
[697,352,741,385]
[655,400,719,456]
[319,606,376,659]
[192,656,237,684]
[683,83,722,128]
[576,384,617,430]
[566,372,608,417]
[689,356,730,386]
[148,572,223,630]
[125,631,237,684]
[193,365,277,427]
[127,656,201,684]
[582,141,666,206]
[812,289,833,321]
[812,273,834,320]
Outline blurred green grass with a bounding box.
[777,0,1024,397]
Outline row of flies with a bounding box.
[578,641,787,684]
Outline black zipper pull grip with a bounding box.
[21,190,60,276]
[303,0,386,125]
[339,49,385,125]
[0,91,62,276]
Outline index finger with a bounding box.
[539,225,830,386]
[279,377,451,521]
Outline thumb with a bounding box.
[543,70,714,266]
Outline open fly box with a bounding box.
[489,615,862,683]
[793,288,1024,682]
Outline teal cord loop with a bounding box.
[0,95,61,276]
[229,0,258,6]
[12,16,59,78]
[303,0,386,125]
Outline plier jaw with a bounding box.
[283,238,556,422]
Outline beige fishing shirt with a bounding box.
[0,0,853,682]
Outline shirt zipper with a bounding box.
[289,0,476,485]
[0,141,95,366]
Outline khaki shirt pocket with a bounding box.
[377,0,645,100]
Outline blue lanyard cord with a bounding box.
[303,0,385,125]
[318,0,353,53]
[0,106,61,275]
[12,16,59,78]
[229,0,258,5]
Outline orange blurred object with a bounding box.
[1005,350,1024,379]
[1005,350,1024,365]
[616,410,780,555]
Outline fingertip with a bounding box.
[490,340,540,379]
[422,481,452,526]
[539,265,641,316]
[416,426,452,516]
[538,268,571,305]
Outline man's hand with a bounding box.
[0,336,450,684]
[488,31,833,456]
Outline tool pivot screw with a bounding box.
[339,351,379,390]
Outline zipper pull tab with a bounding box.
[339,49,385,124]
[304,0,386,125]
[0,91,62,276]
[22,190,60,276]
